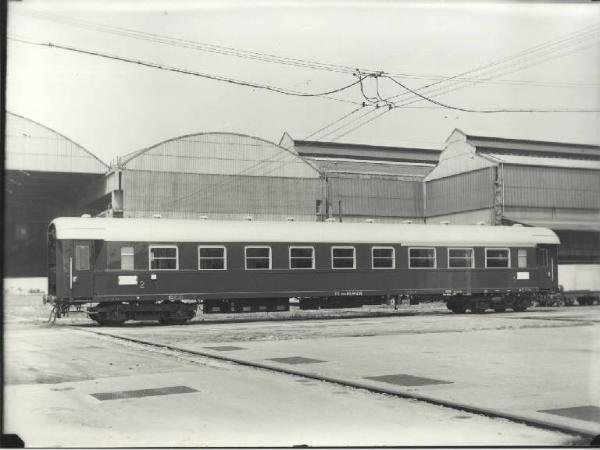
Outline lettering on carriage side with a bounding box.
[517,272,530,280]
[139,280,145,289]
[168,294,184,301]
[334,290,363,296]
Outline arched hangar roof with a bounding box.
[118,132,321,178]
[5,112,108,174]
[51,217,560,247]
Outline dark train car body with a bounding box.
[46,218,559,324]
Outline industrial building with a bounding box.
[424,129,600,289]
[280,133,440,223]
[4,113,599,291]
[4,112,108,277]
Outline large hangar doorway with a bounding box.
[4,113,109,278]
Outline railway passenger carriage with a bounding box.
[45,217,560,325]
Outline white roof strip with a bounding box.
[483,153,600,170]
[308,157,435,167]
[51,218,559,247]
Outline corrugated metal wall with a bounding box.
[122,170,322,221]
[425,167,495,217]
[328,175,423,219]
[555,230,600,264]
[503,166,600,209]
[120,133,324,221]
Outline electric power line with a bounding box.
[17,9,600,90]
[8,37,366,99]
[386,26,600,104]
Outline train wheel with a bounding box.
[449,305,466,314]
[493,307,506,313]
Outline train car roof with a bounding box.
[50,218,560,247]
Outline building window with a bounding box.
[199,246,227,270]
[149,245,178,270]
[409,247,436,269]
[372,247,395,269]
[448,248,474,269]
[75,245,90,271]
[121,246,134,270]
[245,246,272,270]
[332,246,355,269]
[486,248,510,268]
[289,246,315,269]
[517,249,527,268]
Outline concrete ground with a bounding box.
[3,294,597,446]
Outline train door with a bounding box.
[63,240,94,299]
[537,245,554,289]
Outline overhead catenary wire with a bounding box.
[327,108,393,142]
[386,26,600,105]
[16,9,600,90]
[390,39,600,111]
[9,37,367,99]
[15,10,365,76]
[383,75,600,113]
[309,26,600,142]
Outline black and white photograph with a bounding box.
[2,0,600,447]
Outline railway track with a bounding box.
[76,326,593,443]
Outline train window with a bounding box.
[149,245,178,270]
[75,245,90,271]
[485,248,510,268]
[332,246,355,269]
[409,247,436,269]
[198,246,227,270]
[121,246,134,270]
[372,247,395,269]
[289,246,315,269]
[538,248,548,266]
[448,248,474,268]
[245,246,272,270]
[518,249,527,268]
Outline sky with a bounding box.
[6,0,600,164]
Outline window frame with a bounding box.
[517,248,528,269]
[289,246,315,270]
[148,245,179,271]
[198,245,227,271]
[75,244,90,271]
[331,246,356,270]
[485,247,511,269]
[447,247,475,269]
[408,247,437,269]
[371,246,395,270]
[120,246,135,271]
[244,245,272,270]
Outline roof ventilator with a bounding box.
[244,215,253,221]
[402,220,413,224]
[81,214,91,218]
[476,221,486,226]
[440,220,450,225]
[153,214,162,219]
[365,218,374,223]
[326,218,337,223]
